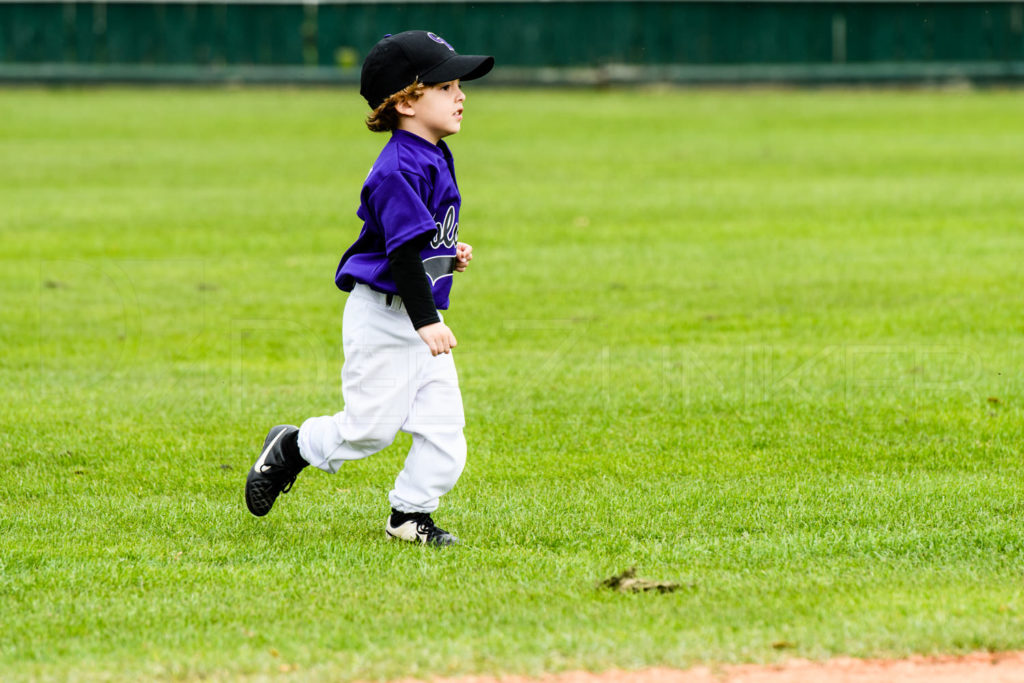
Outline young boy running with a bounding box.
[244,31,494,546]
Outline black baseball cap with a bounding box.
[360,31,495,109]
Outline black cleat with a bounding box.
[385,509,459,546]
[245,425,306,517]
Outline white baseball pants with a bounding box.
[296,284,467,514]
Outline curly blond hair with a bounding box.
[366,82,427,132]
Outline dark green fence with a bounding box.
[1,1,1023,84]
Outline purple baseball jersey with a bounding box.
[335,129,461,310]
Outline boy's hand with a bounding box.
[417,322,458,356]
[455,243,473,272]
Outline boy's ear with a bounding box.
[394,98,416,117]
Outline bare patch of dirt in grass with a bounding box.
[402,651,1024,683]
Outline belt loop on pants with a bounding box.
[352,283,404,312]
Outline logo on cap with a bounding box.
[427,32,455,52]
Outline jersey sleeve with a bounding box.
[366,171,437,255]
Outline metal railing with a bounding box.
[2,1,1023,84]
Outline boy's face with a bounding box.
[396,80,466,145]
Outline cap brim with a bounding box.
[421,54,494,84]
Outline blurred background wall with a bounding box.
[1,0,1023,85]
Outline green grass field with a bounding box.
[2,86,1024,681]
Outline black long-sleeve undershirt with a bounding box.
[388,235,441,330]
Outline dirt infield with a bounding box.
[408,652,1024,683]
